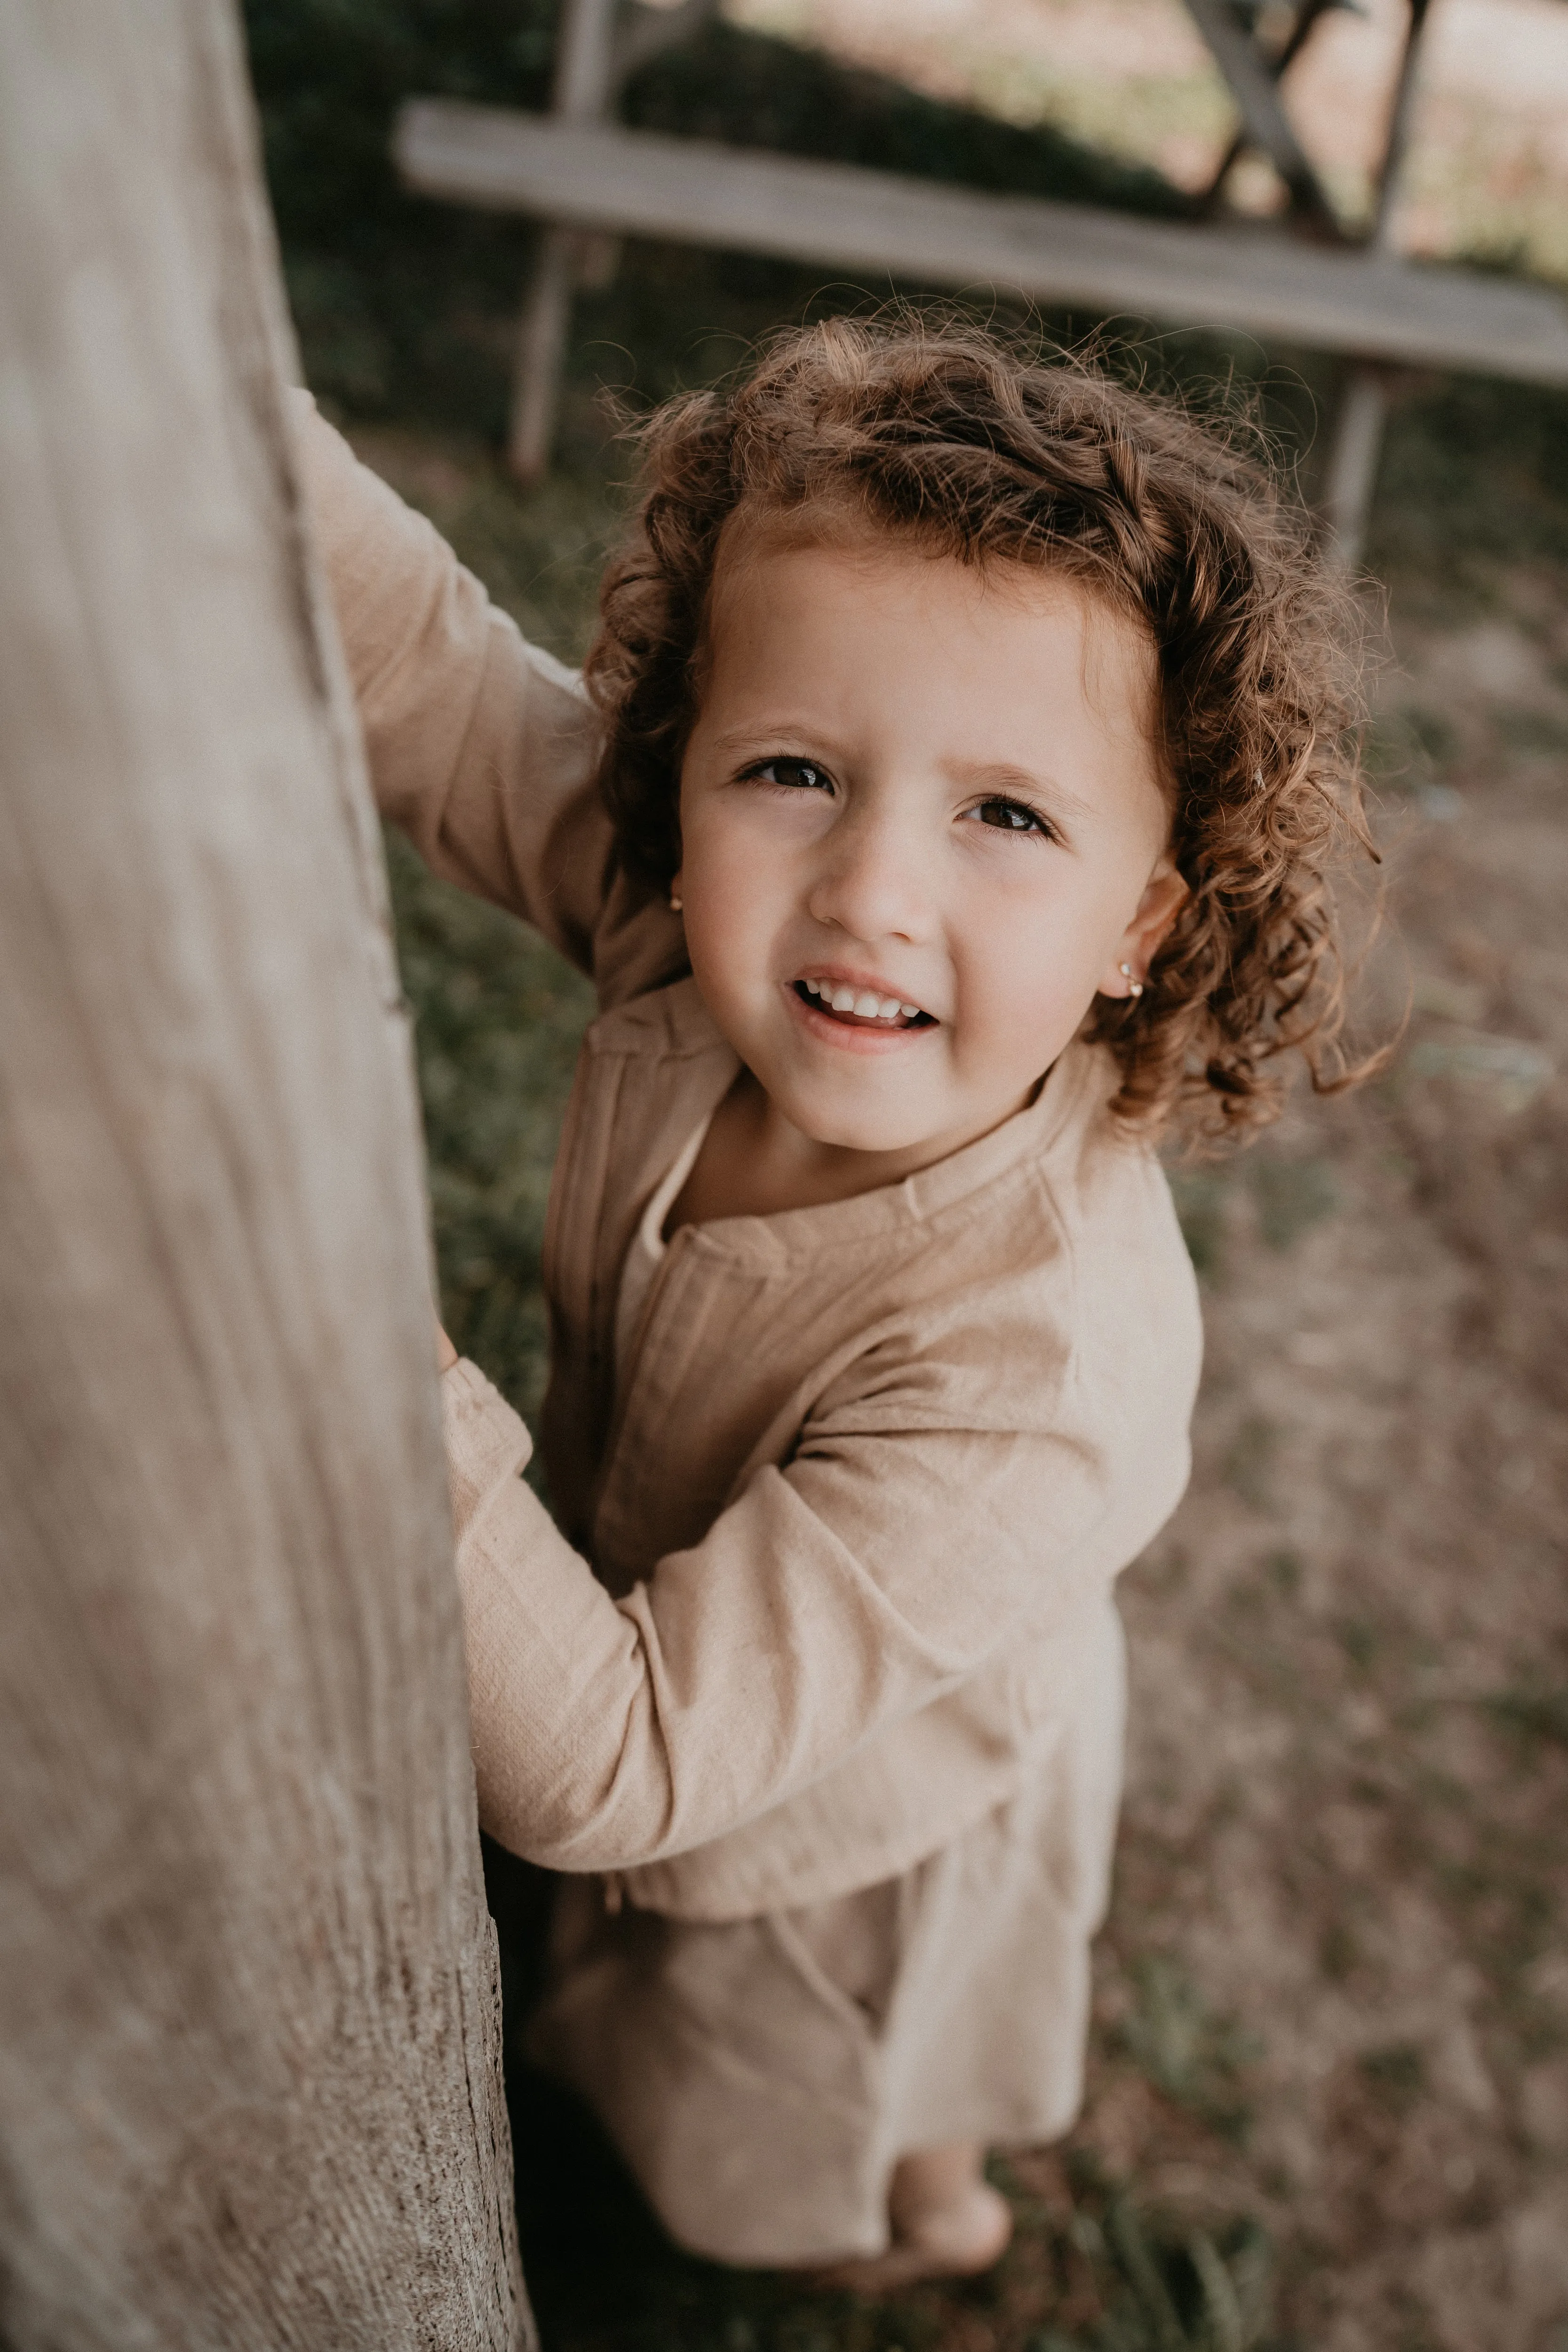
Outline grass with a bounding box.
[390,832,592,1424]
[1249,1157,1338,1255]
[502,2020,1281,2352]
[480,1827,1281,2348]
[1114,1958,1259,2146]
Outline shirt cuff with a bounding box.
[440,1357,533,1538]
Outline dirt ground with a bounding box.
[1074,580,1568,2347]
[355,358,1568,2345]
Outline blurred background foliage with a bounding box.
[247,0,1568,573]
[247,0,1188,432]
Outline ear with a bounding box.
[1097,858,1189,999]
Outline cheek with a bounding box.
[680,778,814,926]
[678,769,753,879]
[683,802,743,878]
[679,816,783,998]
[950,869,1122,1031]
[681,813,758,937]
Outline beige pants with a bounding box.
[525,1606,1125,2266]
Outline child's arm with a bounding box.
[441,1340,1118,1876]
[288,390,619,975]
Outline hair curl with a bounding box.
[585,315,1377,1143]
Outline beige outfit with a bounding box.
[294,392,1204,2263]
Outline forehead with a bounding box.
[704,511,1160,749]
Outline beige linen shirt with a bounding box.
[294,393,1204,1925]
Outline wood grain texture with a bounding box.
[1179,0,1338,228]
[395,104,1568,385]
[0,5,529,2345]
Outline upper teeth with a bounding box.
[804,978,922,1022]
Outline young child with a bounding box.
[293,320,1366,2283]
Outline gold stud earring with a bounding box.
[669,893,683,913]
[1119,961,1144,999]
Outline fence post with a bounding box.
[0,3,528,2344]
[507,0,619,482]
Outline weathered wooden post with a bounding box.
[0,3,528,2345]
[505,0,720,483]
[507,0,619,484]
[1320,0,1433,571]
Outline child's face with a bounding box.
[674,531,1186,1164]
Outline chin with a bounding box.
[821,1125,914,1154]
[791,1100,936,1155]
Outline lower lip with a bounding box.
[784,984,938,1056]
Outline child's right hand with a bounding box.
[436,1322,458,1373]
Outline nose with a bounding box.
[805,795,934,945]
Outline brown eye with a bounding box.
[971,797,1045,834]
[754,757,831,793]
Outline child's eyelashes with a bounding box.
[738,755,834,794]
[963,795,1055,841]
[732,765,1056,842]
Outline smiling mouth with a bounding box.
[794,977,936,1030]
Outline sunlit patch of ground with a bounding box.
[723,0,1568,271]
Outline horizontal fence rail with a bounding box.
[397,104,1568,386]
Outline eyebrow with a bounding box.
[709,720,827,753]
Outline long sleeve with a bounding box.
[287,388,613,971]
[441,1343,1114,1879]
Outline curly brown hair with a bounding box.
[585,315,1377,1142]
